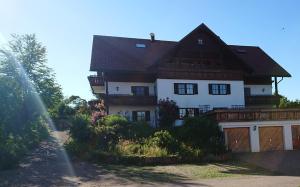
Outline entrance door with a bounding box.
[224,128,250,152]
[292,125,300,150]
[259,126,284,151]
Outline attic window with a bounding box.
[198,39,204,45]
[237,49,247,54]
[136,43,146,48]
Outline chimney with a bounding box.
[150,33,155,42]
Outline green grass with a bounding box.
[153,161,274,179]
[99,161,274,184]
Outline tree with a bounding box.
[8,34,63,109]
[158,98,178,129]
[279,96,300,108]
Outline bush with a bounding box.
[146,130,179,153]
[175,116,225,154]
[126,121,155,140]
[158,98,178,129]
[0,118,49,170]
[69,114,91,142]
[91,115,130,151]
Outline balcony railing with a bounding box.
[105,95,157,106]
[88,76,104,86]
[206,108,300,122]
[245,95,280,106]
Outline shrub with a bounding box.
[126,121,155,140]
[0,118,49,170]
[91,115,130,150]
[146,130,180,153]
[116,139,168,157]
[69,114,91,142]
[175,116,225,154]
[158,98,178,129]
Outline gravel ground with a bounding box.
[1,131,300,187]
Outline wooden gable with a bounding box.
[157,24,251,80]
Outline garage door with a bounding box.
[259,126,284,151]
[292,125,300,150]
[224,128,250,152]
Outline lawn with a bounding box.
[100,161,274,184]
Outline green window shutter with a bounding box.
[195,108,200,116]
[131,86,136,95]
[145,111,150,121]
[193,84,198,94]
[132,111,137,121]
[208,84,213,95]
[226,84,231,95]
[144,87,149,96]
[174,83,179,94]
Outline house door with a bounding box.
[259,126,284,151]
[292,125,300,150]
[224,128,250,152]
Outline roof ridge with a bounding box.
[93,35,177,43]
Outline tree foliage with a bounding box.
[279,96,300,108]
[8,34,63,109]
[0,34,62,169]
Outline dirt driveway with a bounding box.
[237,151,300,176]
[1,131,300,187]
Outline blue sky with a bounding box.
[1,0,300,100]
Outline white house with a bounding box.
[88,23,300,152]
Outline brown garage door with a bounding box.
[292,125,300,150]
[224,128,250,152]
[259,126,284,151]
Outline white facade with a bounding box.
[107,82,155,96]
[219,121,300,152]
[156,79,245,109]
[244,84,272,96]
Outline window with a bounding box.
[186,84,194,94]
[136,43,146,48]
[131,86,149,96]
[174,83,198,95]
[137,111,146,121]
[178,84,186,94]
[178,108,199,119]
[209,84,231,95]
[132,111,150,121]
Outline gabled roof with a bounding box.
[90,35,177,72]
[90,24,291,77]
[229,45,291,77]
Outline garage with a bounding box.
[224,128,250,152]
[259,126,284,151]
[292,125,300,150]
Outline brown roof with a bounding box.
[90,35,177,72]
[90,24,291,77]
[229,45,291,77]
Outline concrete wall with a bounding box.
[244,84,272,96]
[156,79,245,109]
[108,105,157,126]
[219,120,300,152]
[107,82,155,96]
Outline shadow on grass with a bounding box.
[213,161,277,176]
[73,163,208,186]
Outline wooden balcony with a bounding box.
[105,95,157,106]
[207,108,300,122]
[245,95,280,106]
[88,76,104,86]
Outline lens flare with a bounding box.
[0,33,76,177]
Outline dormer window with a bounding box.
[198,39,204,45]
[136,43,146,48]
